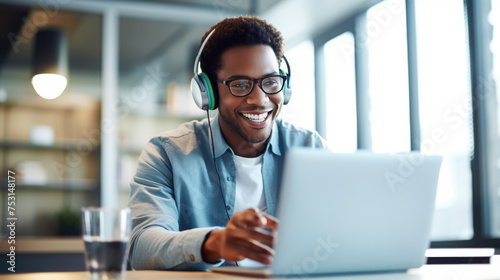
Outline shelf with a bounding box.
[0,140,100,152]
[0,95,100,110]
[0,237,84,253]
[0,178,98,191]
[1,95,101,239]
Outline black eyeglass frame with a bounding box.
[215,74,287,97]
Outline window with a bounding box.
[307,0,500,246]
[366,0,410,153]
[415,0,473,240]
[323,32,357,152]
[281,40,316,131]
[488,0,500,238]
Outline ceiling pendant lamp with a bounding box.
[32,28,68,100]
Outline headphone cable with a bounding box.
[206,110,239,267]
[206,110,231,222]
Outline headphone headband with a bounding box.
[191,28,217,110]
[281,55,292,105]
[282,55,291,77]
[194,28,216,75]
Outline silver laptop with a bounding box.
[210,148,442,277]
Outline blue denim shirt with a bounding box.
[128,115,327,270]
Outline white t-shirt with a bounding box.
[233,154,267,214]
[233,153,268,267]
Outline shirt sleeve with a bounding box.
[127,137,224,270]
[311,131,329,149]
[130,226,224,270]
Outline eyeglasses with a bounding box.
[216,74,287,97]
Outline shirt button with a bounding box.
[226,176,231,181]
[226,205,231,210]
[190,255,195,261]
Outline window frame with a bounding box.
[312,0,500,250]
[430,0,500,250]
[313,17,357,141]
[313,15,374,150]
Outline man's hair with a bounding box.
[199,16,284,81]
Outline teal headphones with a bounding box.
[190,28,293,110]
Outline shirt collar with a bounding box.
[267,119,282,156]
[212,115,231,158]
[211,114,282,158]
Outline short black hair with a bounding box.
[199,16,284,81]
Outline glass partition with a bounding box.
[116,17,210,208]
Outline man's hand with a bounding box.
[202,208,278,264]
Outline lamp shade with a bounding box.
[32,28,68,99]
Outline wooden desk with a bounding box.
[1,259,500,280]
[0,271,238,280]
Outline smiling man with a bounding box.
[128,16,327,270]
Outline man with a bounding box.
[128,16,327,270]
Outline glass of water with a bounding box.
[81,207,131,280]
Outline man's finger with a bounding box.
[261,213,279,231]
[226,238,275,262]
[232,208,267,229]
[226,225,277,246]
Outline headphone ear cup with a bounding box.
[280,69,292,105]
[200,72,217,110]
[191,75,206,110]
[279,69,286,97]
[190,73,217,110]
[209,78,219,110]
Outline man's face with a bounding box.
[216,45,283,154]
